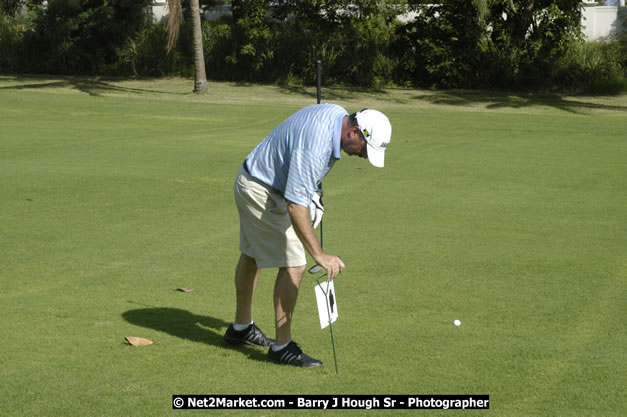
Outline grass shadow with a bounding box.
[121,307,267,362]
[276,83,391,103]
[0,74,180,96]
[412,90,627,114]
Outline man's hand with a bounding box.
[313,253,345,280]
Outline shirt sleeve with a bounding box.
[283,149,326,206]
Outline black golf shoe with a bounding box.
[224,323,274,348]
[267,341,323,368]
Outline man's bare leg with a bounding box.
[224,252,273,347]
[268,265,322,367]
[273,265,306,345]
[234,252,260,324]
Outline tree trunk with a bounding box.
[190,0,208,94]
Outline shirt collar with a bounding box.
[333,113,344,159]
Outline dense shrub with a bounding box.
[396,2,484,89]
[14,0,152,74]
[333,13,399,87]
[111,22,189,77]
[229,0,273,80]
[201,21,233,80]
[0,13,24,72]
[1,1,625,93]
[265,1,401,87]
[554,40,627,94]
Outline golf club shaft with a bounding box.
[320,213,323,250]
[316,60,323,251]
[315,60,336,374]
[329,319,338,375]
[316,60,321,105]
[316,276,338,374]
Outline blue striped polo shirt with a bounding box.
[245,104,347,206]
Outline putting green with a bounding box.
[1,76,625,417]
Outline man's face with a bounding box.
[342,126,368,159]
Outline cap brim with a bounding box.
[366,142,385,168]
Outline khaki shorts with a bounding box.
[234,165,306,268]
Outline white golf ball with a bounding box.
[453,319,461,326]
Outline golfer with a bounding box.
[224,104,391,367]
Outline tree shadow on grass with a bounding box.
[0,74,181,97]
[276,83,391,103]
[411,90,627,114]
[121,306,268,363]
[278,84,627,114]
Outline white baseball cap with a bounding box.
[355,109,391,168]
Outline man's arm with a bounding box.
[288,202,345,280]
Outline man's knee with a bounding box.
[282,265,305,277]
[238,253,258,268]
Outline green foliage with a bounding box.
[334,11,399,87]
[268,1,403,87]
[396,0,590,90]
[0,12,24,72]
[265,18,313,84]
[112,22,188,77]
[1,0,624,93]
[484,0,584,89]
[228,0,273,80]
[1,0,21,15]
[554,40,627,94]
[196,0,275,82]
[397,1,484,88]
[201,20,233,80]
[17,0,153,74]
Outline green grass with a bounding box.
[1,75,625,417]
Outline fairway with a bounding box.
[1,76,625,417]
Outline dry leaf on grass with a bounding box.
[175,287,194,292]
[125,336,154,347]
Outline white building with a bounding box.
[582,2,626,40]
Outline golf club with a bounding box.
[316,59,322,105]
[309,59,325,276]
[308,264,324,274]
[312,59,338,374]
[316,274,338,375]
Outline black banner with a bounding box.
[172,395,489,410]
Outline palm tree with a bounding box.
[167,0,208,93]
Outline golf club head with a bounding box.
[308,264,324,274]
